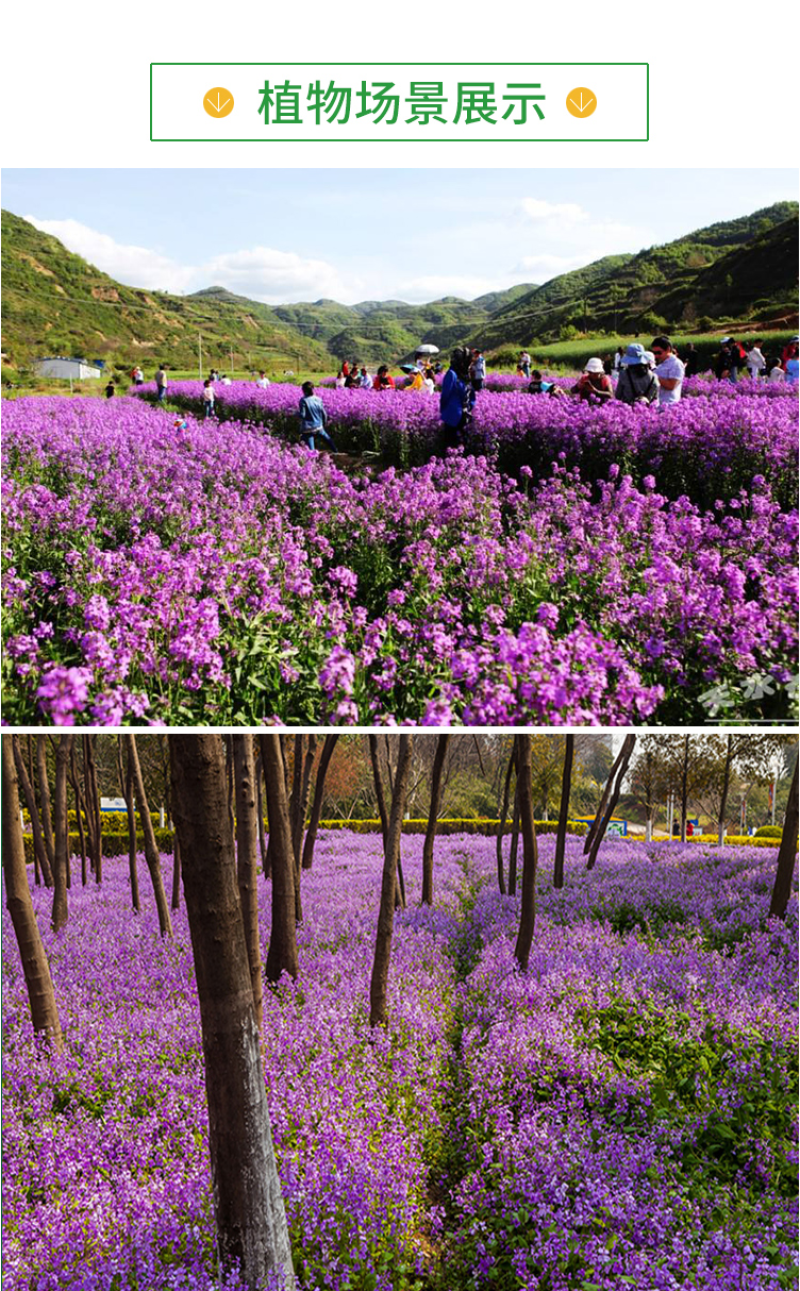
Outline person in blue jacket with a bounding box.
[298,382,338,451]
[440,347,475,451]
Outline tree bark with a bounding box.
[370,735,413,1027]
[584,739,629,855]
[83,735,103,885]
[586,735,636,871]
[421,735,450,905]
[171,832,182,911]
[12,737,53,887]
[513,735,538,972]
[121,740,141,914]
[301,734,339,871]
[2,740,64,1053]
[369,735,390,851]
[508,770,521,898]
[260,735,299,983]
[255,746,268,873]
[169,734,295,1291]
[495,742,515,896]
[289,735,317,922]
[717,735,734,846]
[126,735,172,938]
[553,735,574,890]
[50,736,73,934]
[769,757,798,920]
[233,736,264,1037]
[36,736,56,882]
[69,744,88,886]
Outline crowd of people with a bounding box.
[125,331,798,454]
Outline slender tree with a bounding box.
[508,772,521,898]
[583,738,628,857]
[769,757,799,920]
[68,744,88,886]
[2,740,64,1053]
[495,741,514,896]
[553,735,574,889]
[170,735,295,1291]
[50,736,74,933]
[368,735,406,907]
[288,735,317,922]
[370,735,413,1027]
[260,735,299,983]
[254,745,268,873]
[83,735,103,884]
[586,735,636,870]
[36,736,56,882]
[126,736,172,938]
[301,734,339,871]
[12,737,53,887]
[233,736,264,1035]
[119,738,141,914]
[513,735,539,972]
[421,734,450,905]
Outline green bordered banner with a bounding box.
[150,63,649,142]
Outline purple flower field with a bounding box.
[2,833,797,1290]
[2,397,797,726]
[131,378,798,504]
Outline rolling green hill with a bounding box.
[2,201,796,378]
[1,212,332,375]
[465,202,798,350]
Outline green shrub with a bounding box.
[754,825,783,839]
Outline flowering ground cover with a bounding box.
[2,833,797,1290]
[3,398,797,726]
[131,378,798,506]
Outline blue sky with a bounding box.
[2,168,796,304]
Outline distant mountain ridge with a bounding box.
[2,202,796,374]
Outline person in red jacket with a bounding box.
[372,365,395,389]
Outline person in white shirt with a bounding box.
[256,371,270,388]
[651,336,685,405]
[746,344,766,381]
[768,361,785,384]
[221,375,232,386]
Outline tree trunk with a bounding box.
[171,832,182,911]
[513,736,538,972]
[369,735,390,851]
[260,735,299,983]
[50,736,74,934]
[83,735,103,885]
[36,736,56,882]
[680,734,690,844]
[289,735,317,922]
[121,741,141,914]
[769,757,799,920]
[717,735,733,847]
[2,740,64,1053]
[586,735,636,871]
[69,745,88,886]
[233,736,264,1037]
[421,735,450,905]
[584,739,629,855]
[495,743,515,896]
[169,735,295,1291]
[255,747,268,873]
[301,734,339,871]
[370,735,413,1027]
[12,737,52,887]
[509,774,521,898]
[126,735,172,938]
[553,735,574,890]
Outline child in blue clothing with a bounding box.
[298,382,338,451]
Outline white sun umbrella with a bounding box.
[415,344,440,355]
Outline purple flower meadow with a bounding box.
[2,833,796,1289]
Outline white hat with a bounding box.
[645,351,656,368]
[583,357,604,374]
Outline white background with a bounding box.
[0,0,798,170]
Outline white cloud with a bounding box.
[512,253,585,279]
[203,246,358,304]
[519,198,589,224]
[25,216,197,293]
